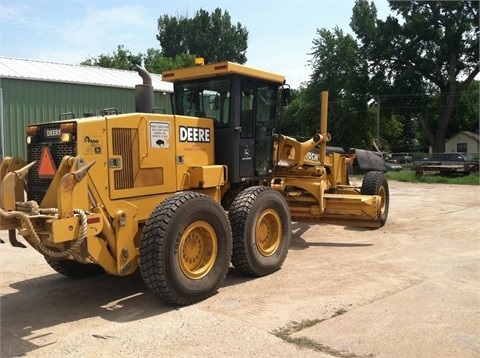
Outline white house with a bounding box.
[445,131,480,156]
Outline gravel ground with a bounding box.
[1,180,479,357]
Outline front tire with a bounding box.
[361,171,389,227]
[228,186,291,276]
[140,192,232,305]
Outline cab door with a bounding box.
[239,80,255,178]
[253,83,277,176]
[239,80,278,178]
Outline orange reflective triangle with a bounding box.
[38,147,57,179]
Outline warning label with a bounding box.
[150,121,170,149]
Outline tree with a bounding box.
[143,49,196,73]
[448,80,480,134]
[81,45,143,70]
[283,27,374,149]
[351,0,479,153]
[156,8,248,64]
[81,8,249,72]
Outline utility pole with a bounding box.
[376,97,380,145]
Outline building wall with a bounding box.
[445,132,479,157]
[0,78,172,159]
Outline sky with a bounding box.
[0,0,392,89]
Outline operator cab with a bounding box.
[162,61,289,184]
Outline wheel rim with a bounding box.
[378,185,386,214]
[178,221,218,279]
[255,209,281,257]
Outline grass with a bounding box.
[272,318,349,356]
[272,318,325,339]
[272,311,372,357]
[386,168,480,185]
[333,308,348,317]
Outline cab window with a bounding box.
[174,78,231,127]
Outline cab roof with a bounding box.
[162,61,285,85]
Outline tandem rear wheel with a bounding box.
[140,188,292,305]
[139,192,232,306]
[228,186,292,276]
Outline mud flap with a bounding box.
[355,149,387,172]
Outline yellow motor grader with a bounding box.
[0,60,389,305]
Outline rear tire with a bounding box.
[228,186,291,276]
[361,171,389,227]
[45,257,105,279]
[140,192,232,305]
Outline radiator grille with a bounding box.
[27,127,76,203]
[112,128,137,190]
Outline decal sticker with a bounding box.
[179,126,210,143]
[305,151,319,161]
[84,136,100,144]
[83,136,102,154]
[44,128,61,138]
[242,147,251,161]
[150,121,170,148]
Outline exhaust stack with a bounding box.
[135,65,154,113]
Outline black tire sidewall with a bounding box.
[160,195,231,299]
[361,171,389,225]
[238,188,291,275]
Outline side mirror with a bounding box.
[282,85,291,106]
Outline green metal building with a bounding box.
[0,57,173,159]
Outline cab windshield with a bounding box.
[174,78,231,127]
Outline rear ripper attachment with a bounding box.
[0,156,98,258]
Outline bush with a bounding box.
[386,169,480,185]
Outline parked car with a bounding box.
[436,153,477,166]
[391,152,413,164]
[385,161,403,172]
[413,152,479,176]
[414,152,477,165]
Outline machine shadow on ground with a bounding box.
[290,222,373,250]
[1,221,373,357]
[1,271,169,357]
